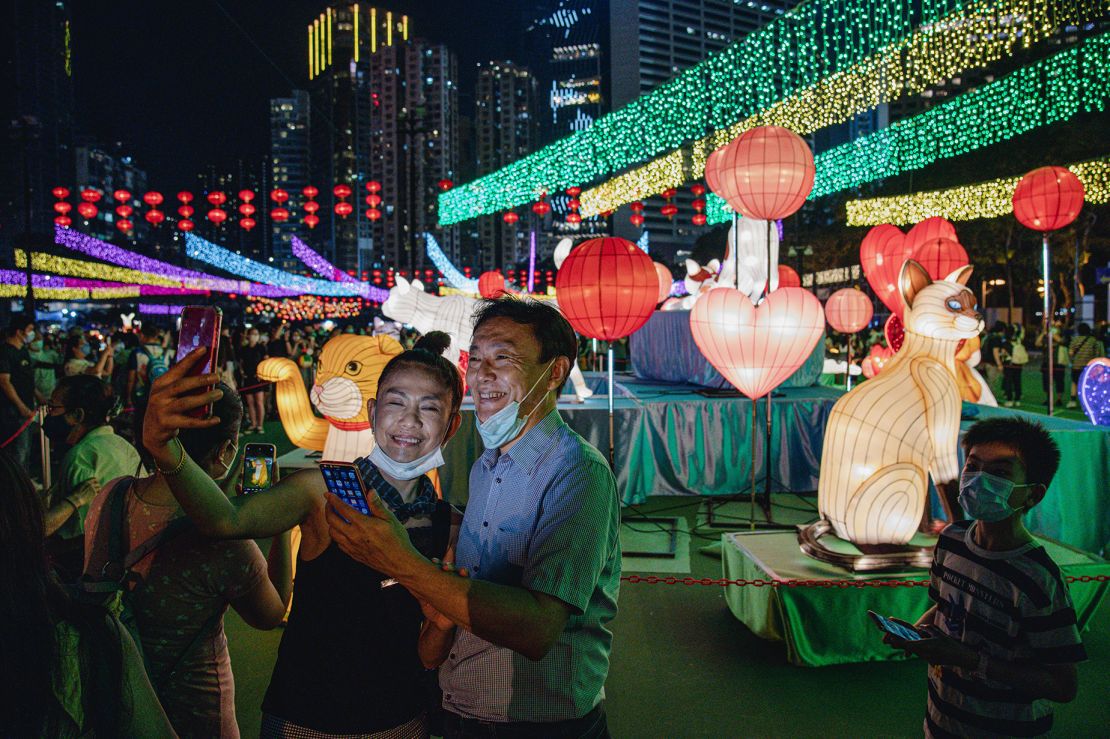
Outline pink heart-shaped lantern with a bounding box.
[905,216,958,254]
[690,286,825,399]
[859,224,912,316]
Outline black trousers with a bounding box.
[443,704,609,739]
[1002,365,1023,401]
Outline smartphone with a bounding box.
[318,461,371,517]
[241,443,276,495]
[867,610,924,641]
[175,306,222,417]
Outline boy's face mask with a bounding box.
[958,470,1038,522]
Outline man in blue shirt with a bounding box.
[328,298,620,738]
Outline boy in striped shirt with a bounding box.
[885,417,1086,737]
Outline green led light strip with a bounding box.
[706,32,1110,224]
[437,0,996,226]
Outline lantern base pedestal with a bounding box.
[797,519,934,573]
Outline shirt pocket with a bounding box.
[496,526,531,569]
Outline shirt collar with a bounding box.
[477,408,563,474]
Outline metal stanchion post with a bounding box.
[38,406,51,490]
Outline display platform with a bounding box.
[721,530,1110,667]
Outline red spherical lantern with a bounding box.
[271,188,290,204]
[335,201,353,218]
[145,208,165,225]
[691,198,706,211]
[81,189,102,203]
[271,207,290,222]
[567,186,581,197]
[566,212,582,224]
[240,217,257,231]
[206,191,226,206]
[1013,166,1085,232]
[690,184,706,196]
[478,271,507,298]
[116,218,133,232]
[438,178,454,191]
[54,201,72,215]
[208,207,228,225]
[304,200,321,214]
[238,203,256,216]
[859,224,913,316]
[532,200,551,216]
[365,208,382,221]
[54,215,72,228]
[333,184,352,199]
[304,214,320,229]
[113,189,131,203]
[660,188,677,199]
[661,203,678,219]
[567,198,581,210]
[143,191,164,207]
[914,237,969,282]
[825,288,874,334]
[77,202,98,219]
[366,181,382,194]
[653,262,672,303]
[705,125,815,220]
[502,211,519,224]
[555,237,659,341]
[178,204,195,218]
[115,204,133,218]
[630,213,645,227]
[778,264,801,288]
[692,213,707,226]
[629,201,644,213]
[303,185,319,199]
[178,218,195,232]
[364,194,381,208]
[52,186,70,200]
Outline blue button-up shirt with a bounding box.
[439,409,620,722]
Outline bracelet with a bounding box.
[155,438,187,477]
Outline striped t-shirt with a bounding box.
[925,521,1086,738]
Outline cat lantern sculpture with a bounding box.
[257,333,404,462]
[801,260,982,571]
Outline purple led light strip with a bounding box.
[290,235,389,302]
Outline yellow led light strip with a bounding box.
[371,7,377,53]
[353,4,359,62]
[308,24,315,79]
[15,251,181,288]
[0,284,88,300]
[327,7,333,67]
[845,156,1110,226]
[580,0,1091,216]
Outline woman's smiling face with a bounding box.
[372,366,459,462]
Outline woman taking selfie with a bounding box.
[141,331,463,739]
[84,382,293,738]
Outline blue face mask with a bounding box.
[474,360,555,450]
[958,470,1035,522]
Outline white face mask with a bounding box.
[474,360,555,450]
[369,442,444,481]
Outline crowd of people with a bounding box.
[0,300,1093,738]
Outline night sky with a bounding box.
[69,0,521,188]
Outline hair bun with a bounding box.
[414,330,452,357]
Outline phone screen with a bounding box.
[319,463,371,516]
[868,610,923,641]
[242,444,276,495]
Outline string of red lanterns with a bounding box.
[629,200,644,227]
[237,189,256,231]
[566,186,582,225]
[532,192,551,217]
[271,188,290,222]
[206,191,228,225]
[691,183,707,226]
[660,188,678,219]
[52,186,72,228]
[303,185,320,229]
[177,191,195,232]
[334,184,353,218]
[365,181,382,221]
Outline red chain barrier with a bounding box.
[0,413,37,449]
[236,380,273,393]
[619,574,1110,588]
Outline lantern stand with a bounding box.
[1042,234,1054,416]
[846,340,854,391]
[607,341,615,466]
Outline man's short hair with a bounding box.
[961,417,1060,490]
[5,314,33,338]
[140,324,160,340]
[472,298,578,394]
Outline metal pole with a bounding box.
[1043,234,1054,415]
[749,397,756,531]
[38,406,51,489]
[846,340,853,391]
[527,229,536,293]
[764,393,772,507]
[607,344,615,466]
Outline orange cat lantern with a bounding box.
[258,333,403,461]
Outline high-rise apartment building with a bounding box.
[475,62,538,271]
[270,91,311,270]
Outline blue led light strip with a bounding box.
[425,232,479,292]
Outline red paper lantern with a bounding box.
[208,208,228,224]
[778,264,801,288]
[304,200,321,214]
[438,178,454,191]
[691,213,707,226]
[566,212,582,224]
[238,189,255,203]
[567,186,581,197]
[77,202,98,219]
[629,201,644,213]
[177,190,193,203]
[689,286,825,399]
[567,198,581,210]
[143,191,164,207]
[178,218,195,232]
[653,262,672,303]
[54,215,72,228]
[825,288,874,334]
[335,201,353,218]
[271,188,290,204]
[206,191,226,206]
[914,237,969,282]
[660,188,677,199]
[271,207,290,222]
[555,237,659,341]
[113,189,131,203]
[333,184,352,199]
[478,271,507,298]
[365,208,381,221]
[502,211,519,224]
[364,194,381,208]
[532,200,551,216]
[54,201,72,215]
[366,181,382,193]
[304,214,320,229]
[859,224,913,316]
[691,184,706,196]
[115,204,133,218]
[52,186,70,200]
[178,204,195,218]
[1013,166,1085,232]
[691,198,706,211]
[80,189,102,203]
[240,217,257,231]
[660,203,678,219]
[116,218,133,232]
[862,344,895,378]
[303,185,319,199]
[238,203,256,216]
[630,213,644,227]
[145,209,165,225]
[705,125,815,220]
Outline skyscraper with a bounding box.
[475,62,538,271]
[270,91,311,270]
